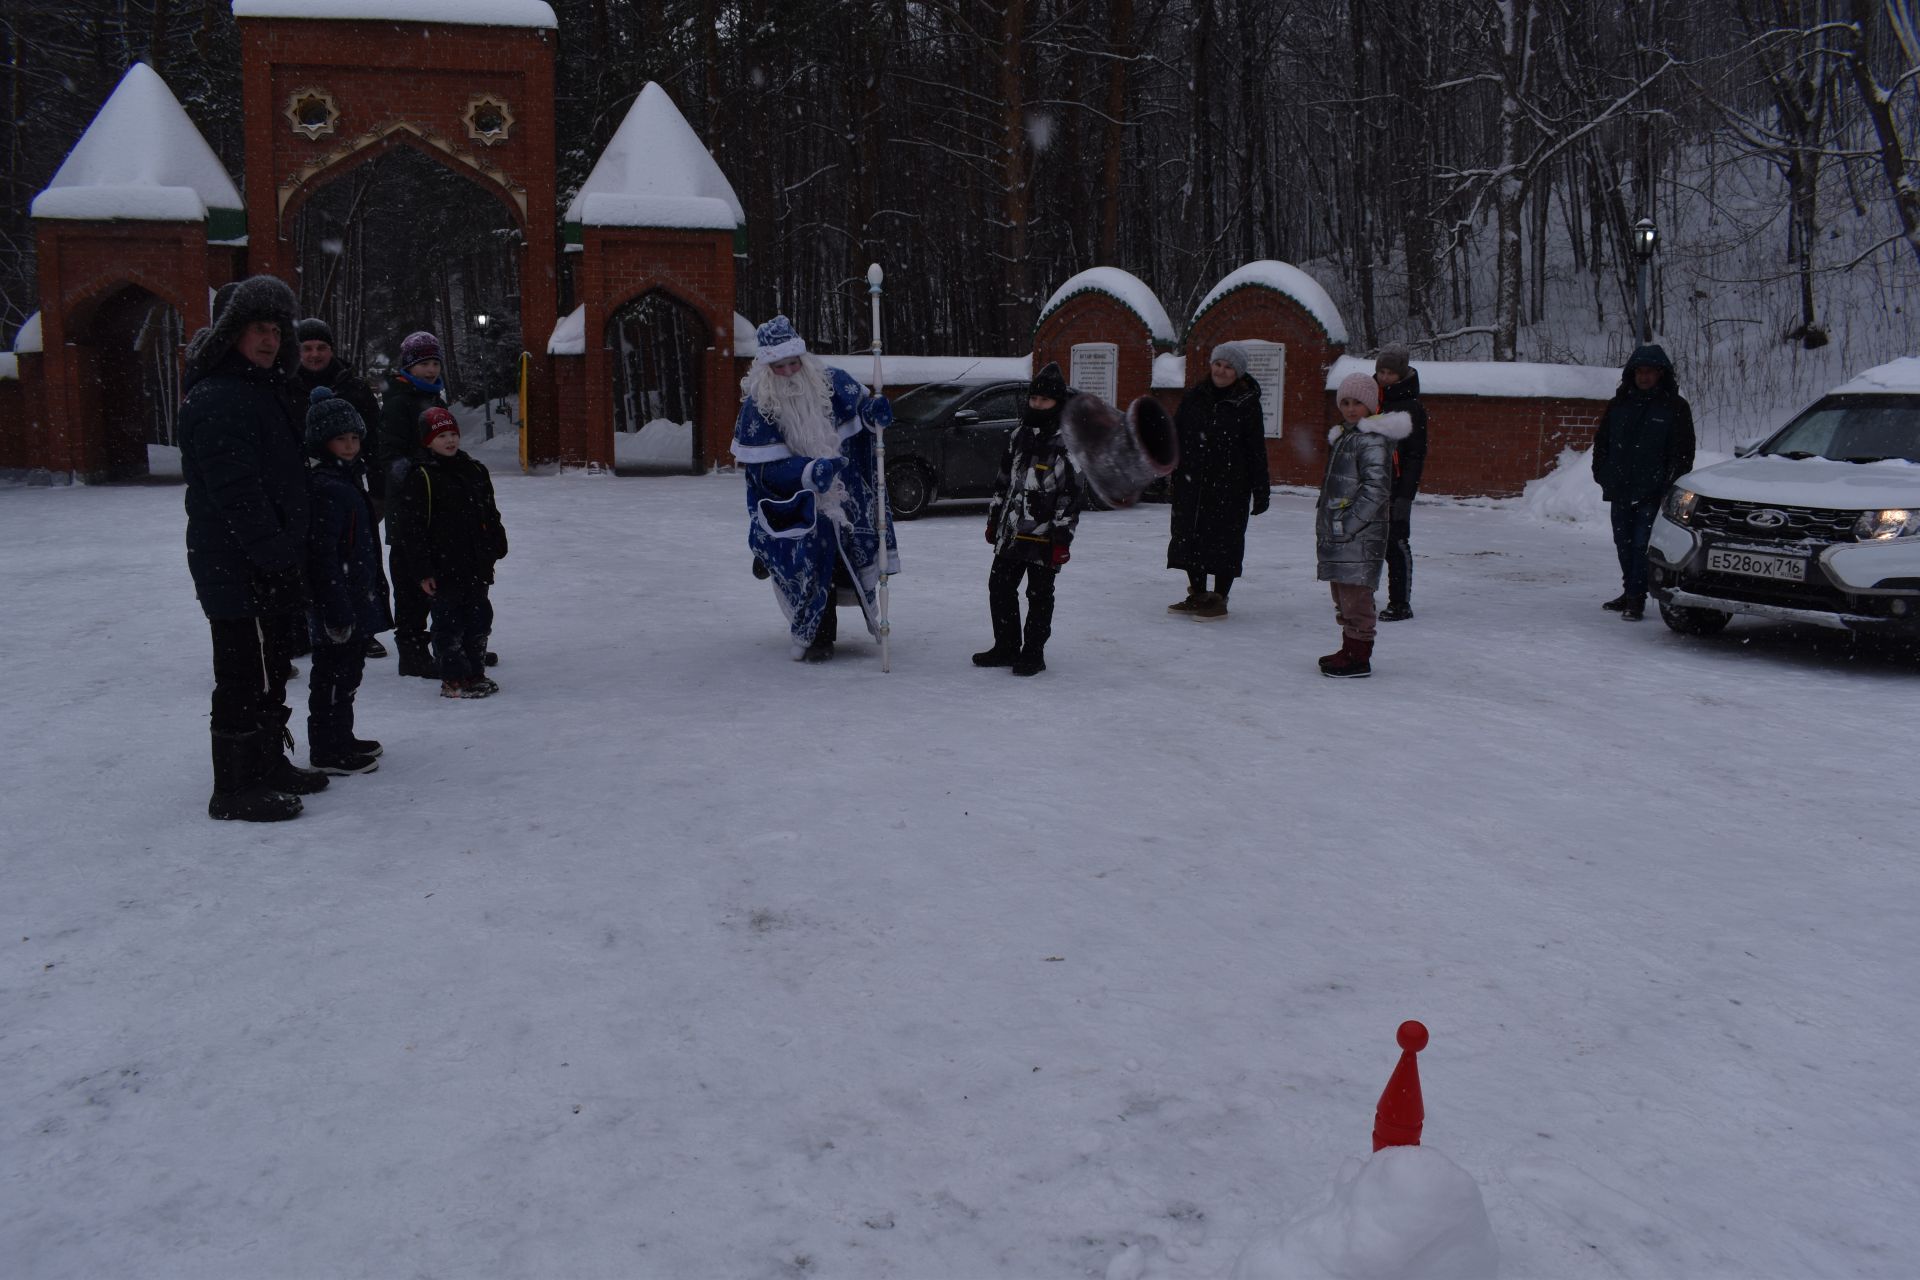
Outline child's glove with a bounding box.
[1251,490,1271,515]
[1050,544,1071,566]
[985,517,998,545]
[864,396,894,429]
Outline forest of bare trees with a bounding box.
[3,0,1917,368]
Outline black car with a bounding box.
[880,379,1028,518]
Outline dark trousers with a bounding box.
[989,554,1057,655]
[307,639,367,754]
[430,581,494,681]
[1610,498,1661,599]
[1385,498,1414,607]
[209,615,298,735]
[390,545,430,652]
[1186,570,1235,600]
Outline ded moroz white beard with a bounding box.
[744,353,842,459]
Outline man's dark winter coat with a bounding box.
[988,403,1084,563]
[1380,367,1430,503]
[1593,343,1696,504]
[180,347,310,621]
[1167,375,1271,577]
[297,359,382,491]
[389,450,509,588]
[376,371,445,497]
[306,456,394,642]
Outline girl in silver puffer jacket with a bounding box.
[1315,372,1413,677]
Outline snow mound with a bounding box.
[616,418,693,467]
[547,306,585,356]
[232,1,558,27]
[1038,267,1176,344]
[31,64,241,224]
[1830,356,1920,396]
[1232,1145,1499,1280]
[0,353,17,380]
[1516,448,1606,525]
[1153,352,1188,389]
[1196,260,1347,345]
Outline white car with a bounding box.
[1647,357,1920,638]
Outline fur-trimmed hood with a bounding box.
[183,275,300,386]
[1327,410,1414,446]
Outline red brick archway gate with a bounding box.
[234,7,559,460]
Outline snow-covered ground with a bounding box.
[2,470,1915,1279]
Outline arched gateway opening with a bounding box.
[607,290,704,474]
[288,146,523,413]
[64,284,184,482]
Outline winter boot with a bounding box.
[1190,592,1228,621]
[799,640,835,663]
[1011,647,1047,677]
[1167,592,1206,614]
[208,730,302,822]
[483,651,500,667]
[310,746,381,775]
[262,709,329,794]
[1383,539,1413,621]
[396,634,436,678]
[1318,635,1374,678]
[441,678,492,699]
[972,646,1020,667]
[347,737,384,758]
[1601,593,1635,612]
[1619,597,1646,622]
[364,636,389,658]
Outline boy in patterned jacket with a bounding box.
[973,362,1085,676]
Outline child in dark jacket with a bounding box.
[389,408,509,699]
[303,388,393,772]
[972,361,1084,677]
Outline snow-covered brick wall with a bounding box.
[1325,353,1619,401]
[1196,261,1347,344]
[1038,267,1176,344]
[576,193,736,231]
[231,0,558,28]
[31,184,208,223]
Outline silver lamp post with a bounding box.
[1630,218,1658,343]
[473,312,494,438]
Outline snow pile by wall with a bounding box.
[1517,446,1733,526]
[615,418,693,467]
[1231,1145,1498,1280]
[547,306,585,356]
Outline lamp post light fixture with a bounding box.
[1630,218,1657,343]
[472,312,494,437]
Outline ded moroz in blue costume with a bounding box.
[732,316,899,661]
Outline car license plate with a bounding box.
[1707,547,1806,581]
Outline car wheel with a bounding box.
[1659,600,1732,636]
[887,462,932,520]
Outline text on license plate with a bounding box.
[1707,548,1807,581]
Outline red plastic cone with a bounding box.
[1372,1020,1429,1151]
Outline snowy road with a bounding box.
[2,464,1914,1279]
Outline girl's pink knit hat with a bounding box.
[1337,371,1380,414]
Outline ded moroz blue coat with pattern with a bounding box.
[732,367,900,655]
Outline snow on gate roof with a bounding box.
[566,84,744,235]
[1194,260,1347,345]
[231,1,559,27]
[30,64,243,231]
[1037,268,1176,345]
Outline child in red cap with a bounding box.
[387,408,509,698]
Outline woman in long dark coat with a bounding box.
[1166,343,1272,620]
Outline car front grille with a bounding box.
[1690,498,1859,545]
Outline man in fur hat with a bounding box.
[179,275,332,821]
[731,315,898,662]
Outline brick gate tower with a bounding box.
[233,0,562,461]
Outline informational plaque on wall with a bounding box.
[1070,342,1119,407]
[1236,340,1286,437]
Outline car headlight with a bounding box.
[1662,488,1698,525]
[1854,508,1919,540]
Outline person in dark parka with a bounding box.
[377,330,449,676]
[1592,343,1696,621]
[178,275,330,821]
[1167,342,1271,620]
[973,361,1085,677]
[302,388,392,775]
[1374,346,1428,621]
[388,409,509,698]
[295,317,390,659]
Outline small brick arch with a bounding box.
[1033,289,1161,409]
[1186,275,1346,486]
[62,271,199,340]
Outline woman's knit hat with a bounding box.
[305,386,365,453]
[1210,342,1250,376]
[1336,371,1381,414]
